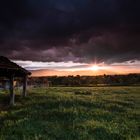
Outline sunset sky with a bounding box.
[0,0,140,76]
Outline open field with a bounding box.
[0,87,140,140]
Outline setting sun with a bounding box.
[91,65,100,71]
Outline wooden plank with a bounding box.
[22,75,27,97]
[9,75,15,106]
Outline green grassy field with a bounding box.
[0,87,140,140]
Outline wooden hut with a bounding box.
[0,56,31,105]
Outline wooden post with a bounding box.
[9,75,15,106]
[22,75,27,97]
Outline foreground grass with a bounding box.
[0,87,140,140]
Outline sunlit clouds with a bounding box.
[13,60,140,76]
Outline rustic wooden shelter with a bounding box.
[0,56,31,105]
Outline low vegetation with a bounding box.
[0,87,140,140]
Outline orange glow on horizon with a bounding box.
[31,65,140,77]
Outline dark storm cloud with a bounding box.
[0,0,140,63]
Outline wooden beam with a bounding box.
[9,75,15,106]
[22,75,27,97]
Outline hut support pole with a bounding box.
[9,75,15,106]
[22,75,27,97]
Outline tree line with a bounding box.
[29,74,140,87]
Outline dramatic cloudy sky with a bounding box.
[0,0,140,76]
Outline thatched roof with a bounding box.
[0,56,31,77]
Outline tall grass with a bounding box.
[0,87,140,140]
